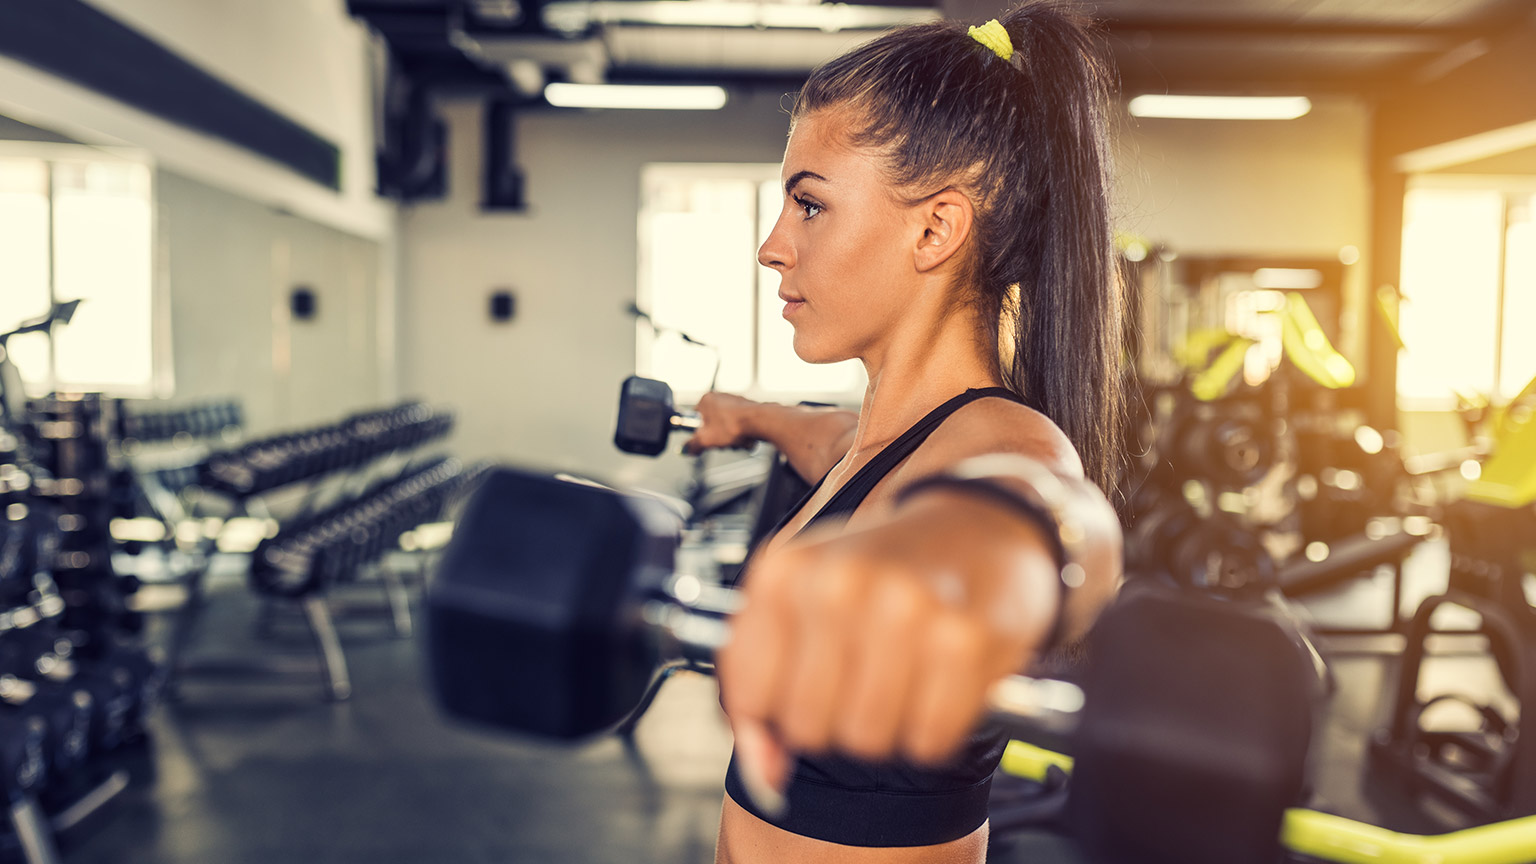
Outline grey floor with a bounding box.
[56,540,1514,863]
[67,557,733,864]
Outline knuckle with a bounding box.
[807,565,861,617]
[871,576,927,629]
[928,614,986,666]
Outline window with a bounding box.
[0,145,159,396]
[1396,180,1536,409]
[637,164,863,400]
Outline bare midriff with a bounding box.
[714,793,988,864]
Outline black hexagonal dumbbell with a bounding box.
[614,377,702,457]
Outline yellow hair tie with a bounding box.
[968,19,1013,61]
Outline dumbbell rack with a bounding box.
[113,398,245,533]
[0,585,134,864]
[164,404,456,702]
[0,394,165,864]
[109,398,247,614]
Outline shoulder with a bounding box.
[908,395,1083,479]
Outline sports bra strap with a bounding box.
[760,387,1024,548]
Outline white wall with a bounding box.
[1114,98,1371,257]
[157,170,392,435]
[400,94,1374,490]
[401,95,795,488]
[1114,98,1374,362]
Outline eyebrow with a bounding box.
[784,170,829,196]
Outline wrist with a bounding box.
[890,489,1070,663]
[736,398,772,443]
[896,455,1103,652]
[894,491,1065,585]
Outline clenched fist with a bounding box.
[717,488,1067,800]
[684,392,762,454]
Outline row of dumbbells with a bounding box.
[17,397,144,642]
[199,404,454,498]
[117,400,243,447]
[0,433,159,823]
[0,619,160,814]
[250,459,487,598]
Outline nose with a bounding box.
[757,211,793,272]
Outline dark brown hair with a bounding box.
[794,0,1126,495]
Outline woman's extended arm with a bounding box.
[684,392,858,483]
[716,450,1122,807]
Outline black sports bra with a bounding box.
[754,387,1023,549]
[724,386,1025,847]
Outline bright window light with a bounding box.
[0,152,157,396]
[51,159,155,392]
[1127,95,1311,120]
[545,83,727,110]
[0,159,52,384]
[1397,187,1503,407]
[641,179,758,393]
[636,165,862,400]
[1502,198,1536,399]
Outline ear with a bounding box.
[912,189,974,273]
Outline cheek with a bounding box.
[788,211,911,357]
[807,224,907,309]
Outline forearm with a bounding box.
[741,401,858,483]
[895,468,1123,650]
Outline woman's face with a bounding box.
[758,109,922,364]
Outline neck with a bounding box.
[847,297,1002,456]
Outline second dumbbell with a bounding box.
[614,376,701,457]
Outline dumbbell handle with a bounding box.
[671,411,702,433]
[646,593,1084,739]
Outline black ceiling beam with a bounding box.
[0,0,340,189]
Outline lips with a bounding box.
[779,290,806,319]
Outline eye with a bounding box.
[793,195,822,220]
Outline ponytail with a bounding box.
[996,3,1125,496]
[795,0,1127,495]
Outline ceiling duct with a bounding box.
[450,1,938,81]
[543,1,938,33]
[450,30,608,77]
[605,26,883,74]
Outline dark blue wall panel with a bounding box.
[0,0,342,189]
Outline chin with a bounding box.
[791,330,855,365]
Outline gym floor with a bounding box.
[63,541,1499,863]
[68,555,732,864]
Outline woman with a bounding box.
[686,2,1126,862]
